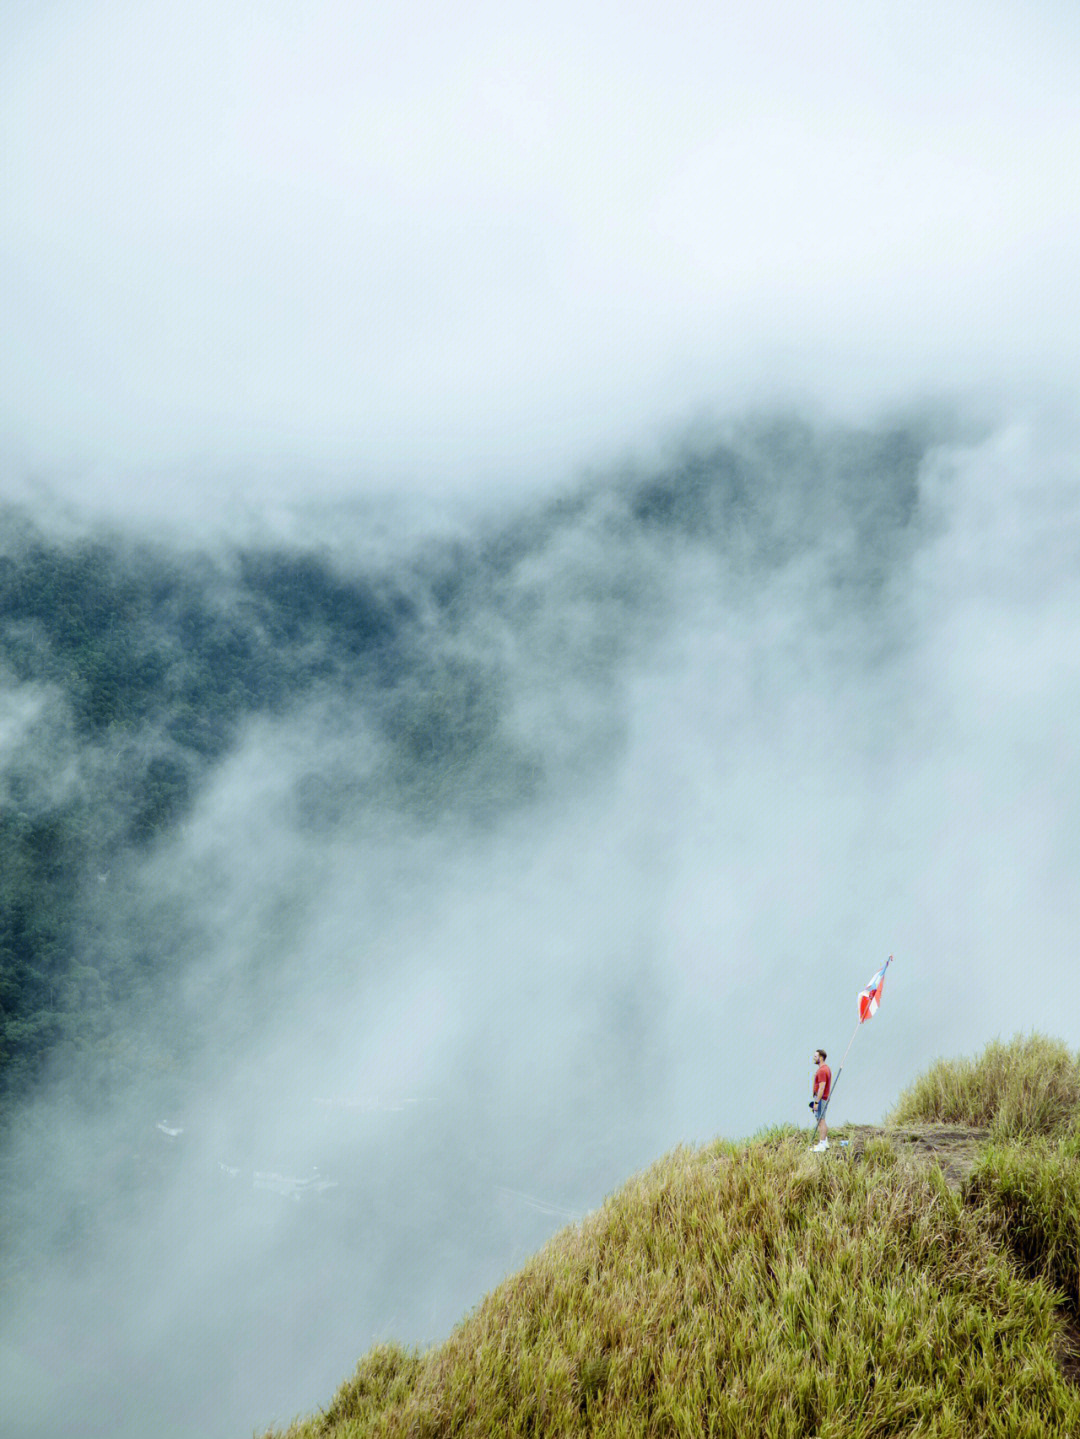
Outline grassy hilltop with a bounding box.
[262,1036,1080,1439]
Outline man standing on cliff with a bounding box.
[810,1049,832,1151]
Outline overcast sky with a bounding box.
[2,0,1078,497]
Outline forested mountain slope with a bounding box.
[0,418,924,1119]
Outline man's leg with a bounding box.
[814,1098,828,1143]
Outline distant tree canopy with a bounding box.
[0,531,422,1112]
[0,420,926,1120]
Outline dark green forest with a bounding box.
[0,421,924,1131]
[0,530,426,1110]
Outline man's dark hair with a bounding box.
[816,1049,827,1061]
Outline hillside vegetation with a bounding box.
[0,419,922,1125]
[263,1035,1080,1439]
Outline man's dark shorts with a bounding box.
[811,1098,828,1120]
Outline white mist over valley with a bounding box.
[1,4,1079,1437]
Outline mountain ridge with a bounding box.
[261,1035,1080,1438]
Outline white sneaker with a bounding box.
[811,1139,829,1152]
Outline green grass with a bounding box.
[966,1137,1080,1310]
[887,1034,1080,1140]
[262,1036,1080,1438]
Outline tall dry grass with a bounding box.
[888,1034,1080,1140]
[966,1136,1080,1312]
[266,1135,1080,1438]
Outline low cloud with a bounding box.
[2,1,1078,502]
[2,414,1079,1436]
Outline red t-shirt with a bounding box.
[814,1063,832,1100]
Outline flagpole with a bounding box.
[816,955,893,1128]
[823,1017,862,1113]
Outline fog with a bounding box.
[2,0,1078,492]
[1,3,1080,1437]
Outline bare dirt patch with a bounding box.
[832,1123,991,1193]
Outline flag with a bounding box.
[859,955,892,1022]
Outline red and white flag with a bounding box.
[858,955,892,1022]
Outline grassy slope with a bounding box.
[263,1037,1080,1438]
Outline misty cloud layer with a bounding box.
[2,2,1080,1437]
[2,0,1078,491]
[3,412,1080,1437]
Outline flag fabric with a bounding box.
[858,956,892,1022]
